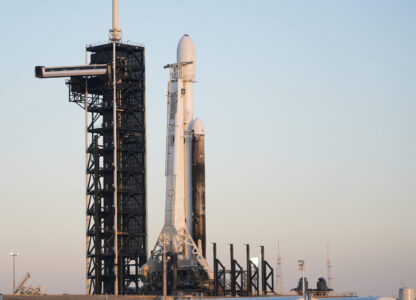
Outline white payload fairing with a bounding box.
[141,35,211,289]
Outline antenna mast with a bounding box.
[111,0,121,294]
[327,244,333,291]
[276,241,283,294]
[110,0,121,42]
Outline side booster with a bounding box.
[186,118,206,257]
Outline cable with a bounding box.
[0,88,67,149]
[0,94,71,151]
[174,0,415,186]
[0,0,83,96]
[0,0,46,36]
[238,0,416,79]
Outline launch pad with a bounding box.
[33,0,276,296]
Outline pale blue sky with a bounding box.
[0,0,415,296]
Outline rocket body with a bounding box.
[164,34,197,233]
[142,35,211,285]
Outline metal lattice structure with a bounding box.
[261,246,275,295]
[67,42,147,294]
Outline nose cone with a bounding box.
[177,34,196,80]
[189,117,204,135]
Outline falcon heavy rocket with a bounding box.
[140,34,212,292]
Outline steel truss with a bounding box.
[67,43,147,295]
[261,245,275,295]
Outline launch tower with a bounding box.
[68,42,147,294]
[35,0,147,295]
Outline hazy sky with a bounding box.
[0,0,415,297]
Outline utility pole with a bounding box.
[110,0,121,294]
[10,252,19,294]
[327,245,333,291]
[213,243,218,296]
[260,246,266,295]
[245,244,251,296]
[230,244,236,296]
[297,260,305,296]
[276,241,283,294]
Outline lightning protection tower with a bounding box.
[327,244,333,291]
[35,0,147,295]
[276,241,283,294]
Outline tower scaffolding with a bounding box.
[35,0,148,294]
[68,42,147,294]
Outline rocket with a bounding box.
[141,35,211,290]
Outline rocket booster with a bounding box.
[188,118,206,257]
